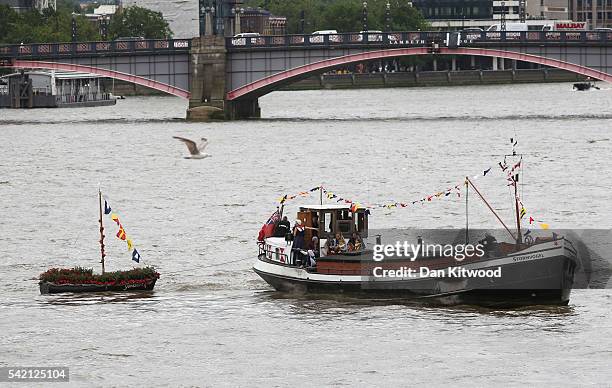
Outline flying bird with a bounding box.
[173,136,211,159]
[587,138,609,144]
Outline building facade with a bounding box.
[411,0,493,20]
[570,0,612,28]
[414,0,573,29]
[0,0,56,12]
[527,0,570,20]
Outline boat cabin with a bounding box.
[293,204,369,246]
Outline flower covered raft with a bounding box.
[39,267,160,294]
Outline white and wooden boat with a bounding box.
[254,156,578,307]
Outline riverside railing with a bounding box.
[226,30,612,49]
[0,39,191,59]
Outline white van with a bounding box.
[310,30,341,43]
[486,23,528,32]
[231,32,262,46]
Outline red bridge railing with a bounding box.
[0,39,191,59]
[225,30,612,49]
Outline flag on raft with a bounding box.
[104,198,145,262]
[258,210,280,241]
[104,200,112,215]
[132,249,141,263]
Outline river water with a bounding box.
[1,83,611,387]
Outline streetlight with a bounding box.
[100,15,110,40]
[500,1,506,32]
[362,1,368,31]
[299,10,305,34]
[71,13,77,42]
[385,1,391,32]
[231,6,244,35]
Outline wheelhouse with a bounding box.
[294,204,369,244]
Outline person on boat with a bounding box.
[311,213,319,238]
[292,219,306,264]
[306,249,317,267]
[274,216,291,237]
[348,232,364,252]
[327,233,347,254]
[310,236,320,255]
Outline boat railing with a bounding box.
[258,243,293,266]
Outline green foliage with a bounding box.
[244,0,428,34]
[39,266,160,284]
[0,4,172,44]
[108,6,173,40]
[0,5,19,41]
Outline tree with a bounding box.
[0,5,19,42]
[244,0,428,33]
[108,6,173,40]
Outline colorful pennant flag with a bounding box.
[116,226,126,240]
[104,198,143,263]
[132,249,141,263]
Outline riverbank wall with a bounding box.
[102,68,585,97]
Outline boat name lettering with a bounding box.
[512,253,544,262]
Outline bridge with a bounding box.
[1,30,612,120]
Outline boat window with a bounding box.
[357,212,366,233]
[338,220,352,234]
[323,212,333,234]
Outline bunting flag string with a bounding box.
[103,195,142,263]
[277,141,530,215]
[517,198,552,231]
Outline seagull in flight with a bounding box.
[173,136,211,159]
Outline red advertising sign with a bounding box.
[555,22,587,30]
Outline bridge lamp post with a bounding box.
[385,1,391,32]
[231,7,244,36]
[299,10,305,34]
[500,1,506,32]
[71,13,77,42]
[203,6,215,36]
[100,15,110,40]
[362,1,368,31]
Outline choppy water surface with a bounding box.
[1,84,611,386]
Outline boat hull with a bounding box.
[253,244,577,307]
[39,279,157,294]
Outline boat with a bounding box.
[573,81,600,91]
[254,155,579,307]
[39,189,159,294]
[0,70,117,109]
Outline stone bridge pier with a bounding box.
[187,36,259,121]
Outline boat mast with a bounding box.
[513,166,522,245]
[98,188,106,274]
[320,185,323,206]
[465,177,469,244]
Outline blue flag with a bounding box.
[104,200,112,215]
[132,249,141,263]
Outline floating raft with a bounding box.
[38,267,159,294]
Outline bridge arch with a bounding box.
[7,60,191,99]
[227,47,612,100]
